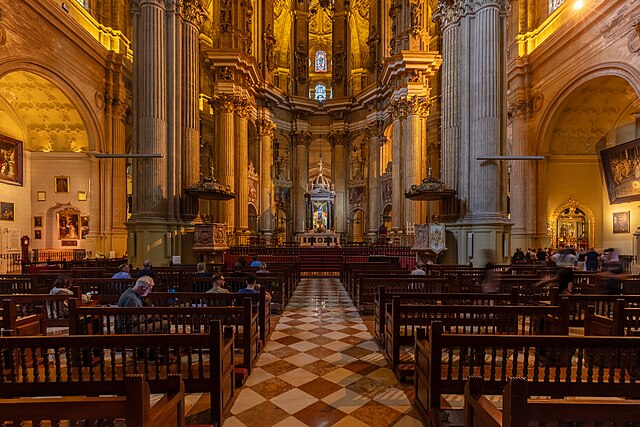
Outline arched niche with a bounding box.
[549,195,595,250]
[348,208,367,243]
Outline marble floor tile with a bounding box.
[223,278,423,427]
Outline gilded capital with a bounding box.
[258,119,277,138]
[181,0,208,27]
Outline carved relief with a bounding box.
[248,161,259,204]
[333,41,345,84]
[220,0,232,34]
[349,187,366,205]
[433,0,462,29]
[381,163,392,203]
[410,0,423,37]
[295,42,308,84]
[181,0,208,27]
[389,0,399,55]
[217,67,233,81]
[242,0,253,54]
[366,25,379,72]
[349,139,366,184]
[507,98,533,121]
[264,23,277,71]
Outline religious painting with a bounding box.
[54,176,69,193]
[81,228,89,239]
[601,138,640,204]
[61,240,78,246]
[34,230,42,240]
[57,209,80,240]
[0,135,23,186]
[313,201,328,232]
[34,216,42,227]
[81,216,89,227]
[613,211,630,234]
[0,202,14,221]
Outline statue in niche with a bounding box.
[410,0,423,36]
[295,42,308,84]
[333,41,344,84]
[264,24,276,71]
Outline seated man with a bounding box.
[237,273,272,304]
[206,273,230,306]
[194,262,212,277]
[116,276,168,333]
[112,264,131,279]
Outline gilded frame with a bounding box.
[0,135,23,186]
[600,138,640,204]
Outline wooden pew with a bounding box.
[348,267,409,301]
[553,293,640,327]
[0,277,31,294]
[374,288,519,346]
[0,374,185,427]
[386,300,569,381]
[414,321,640,423]
[354,275,449,314]
[585,299,640,336]
[68,298,260,374]
[1,299,47,336]
[146,289,272,343]
[463,376,640,427]
[0,321,234,427]
[73,277,137,304]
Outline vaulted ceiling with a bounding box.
[0,71,88,152]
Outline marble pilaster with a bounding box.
[332,137,347,234]
[294,135,309,234]
[367,126,382,238]
[391,109,403,231]
[235,108,250,232]
[211,96,235,226]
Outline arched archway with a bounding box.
[348,208,366,243]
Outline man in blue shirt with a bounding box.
[249,256,262,268]
[237,273,271,303]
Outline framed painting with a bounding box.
[37,191,46,201]
[601,138,640,204]
[34,230,42,239]
[0,135,23,186]
[0,202,14,221]
[613,211,630,234]
[57,209,80,240]
[54,176,69,193]
[81,228,89,239]
[34,216,42,227]
[61,240,78,247]
[81,216,89,227]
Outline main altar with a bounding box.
[298,158,340,247]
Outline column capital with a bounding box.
[433,0,462,29]
[181,0,208,27]
[292,130,312,146]
[365,119,385,141]
[389,96,430,120]
[209,95,250,116]
[460,0,510,15]
[328,130,348,147]
[258,119,276,138]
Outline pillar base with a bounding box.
[442,219,512,266]
[126,219,176,267]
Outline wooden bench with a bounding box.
[68,298,260,375]
[189,275,286,313]
[0,374,185,427]
[386,301,569,381]
[585,299,640,336]
[414,321,640,423]
[548,293,640,327]
[374,288,519,346]
[73,278,137,304]
[348,267,409,301]
[0,321,234,426]
[1,299,47,336]
[463,376,640,427]
[354,275,449,314]
[146,289,272,343]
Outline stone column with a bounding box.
[259,119,276,242]
[433,1,462,213]
[509,97,535,248]
[235,105,250,233]
[210,96,235,226]
[294,134,309,234]
[131,0,167,220]
[109,98,128,252]
[367,124,382,238]
[390,103,403,231]
[404,98,429,227]
[332,134,347,234]
[181,0,207,220]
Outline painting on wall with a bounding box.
[613,211,630,234]
[34,216,42,227]
[0,135,23,186]
[54,176,70,193]
[34,230,42,240]
[57,209,80,240]
[601,138,640,204]
[0,202,14,221]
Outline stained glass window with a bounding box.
[315,84,327,102]
[315,51,327,73]
[550,0,565,11]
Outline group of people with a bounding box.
[512,247,621,272]
[49,258,271,317]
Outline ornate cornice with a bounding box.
[181,0,208,27]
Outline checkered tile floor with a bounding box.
[222,277,424,427]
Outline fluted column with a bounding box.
[468,0,508,221]
[259,119,276,241]
[404,98,429,226]
[332,136,347,234]
[367,124,382,238]
[181,0,207,220]
[132,0,167,219]
[211,96,235,225]
[509,98,535,242]
[434,2,462,207]
[390,104,403,231]
[235,107,250,232]
[294,135,309,234]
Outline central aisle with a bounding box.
[224,278,423,427]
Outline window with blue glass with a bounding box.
[315,51,327,73]
[315,84,327,101]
